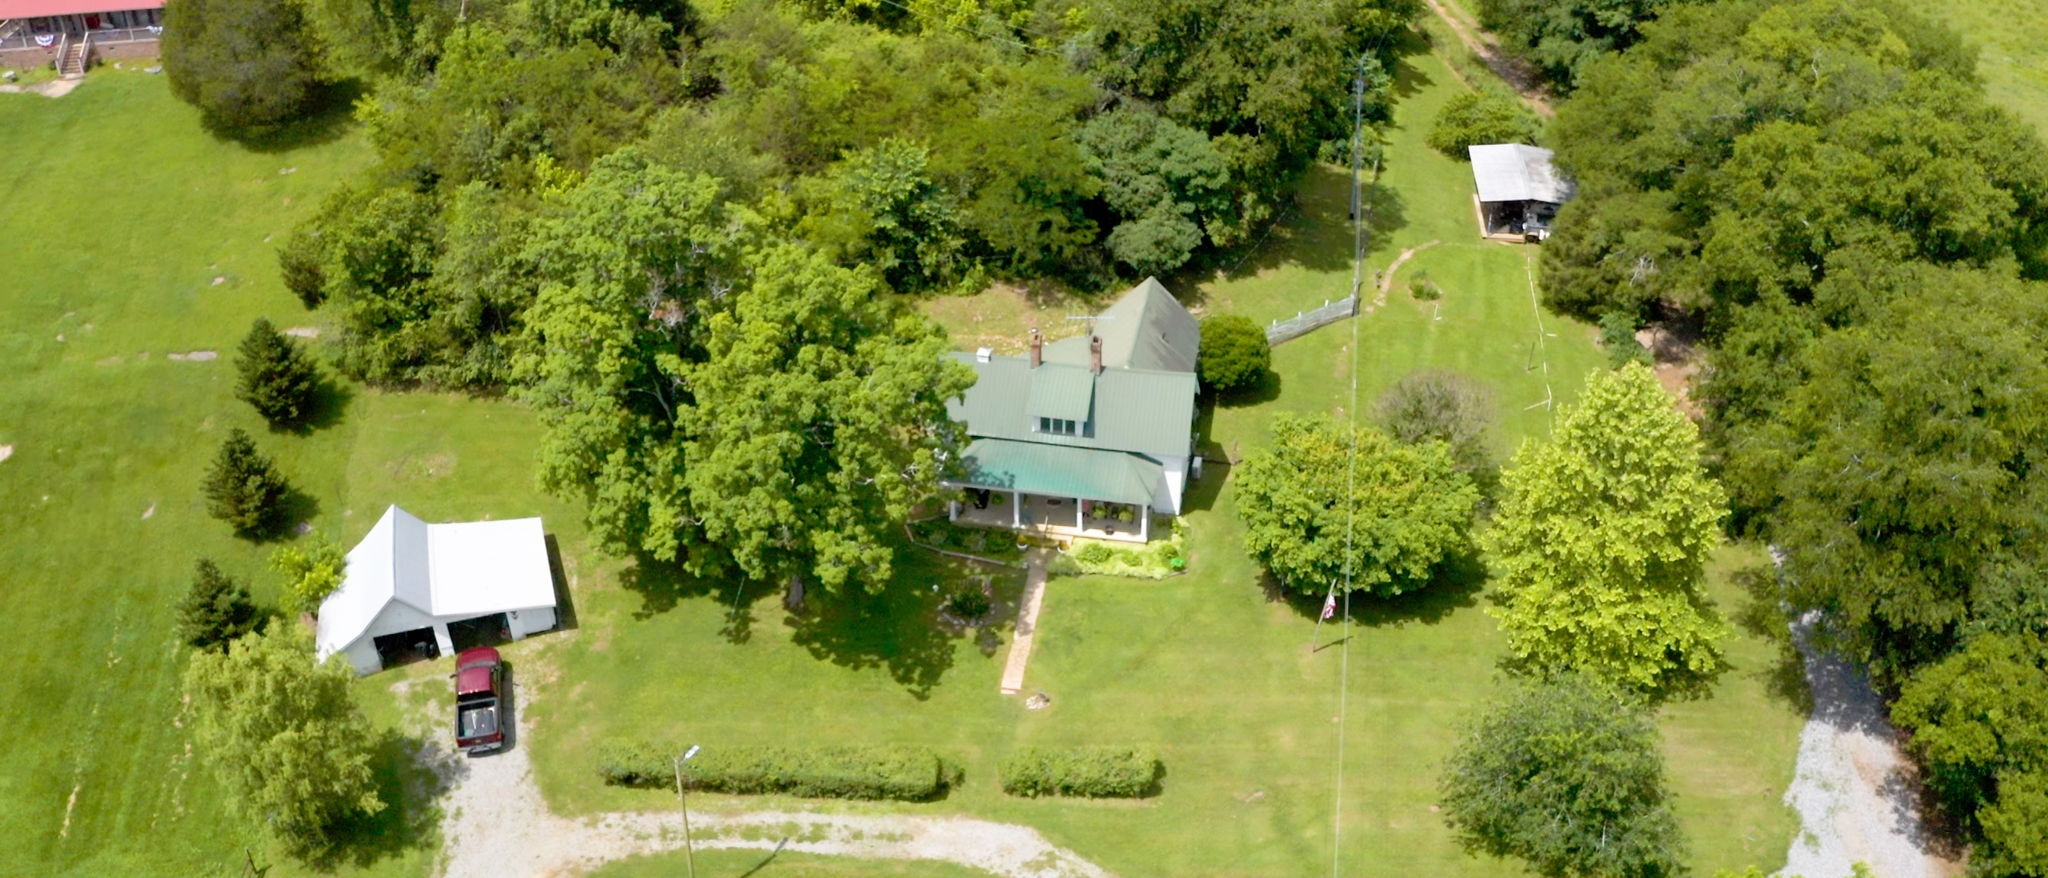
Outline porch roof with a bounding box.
[1,0,162,17]
[957,438,1164,506]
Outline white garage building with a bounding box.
[316,505,560,675]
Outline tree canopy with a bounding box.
[183,626,384,858]
[178,560,260,651]
[1195,314,1271,394]
[1481,364,1726,700]
[235,318,321,428]
[164,0,327,131]
[1426,90,1541,157]
[1474,0,1689,90]
[1439,673,1686,878]
[1235,414,1478,598]
[203,428,292,538]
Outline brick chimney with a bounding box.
[1029,327,1043,368]
[1090,335,1103,374]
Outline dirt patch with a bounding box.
[282,326,320,339]
[1424,0,1554,117]
[1634,323,1704,420]
[0,444,12,463]
[1370,241,1440,311]
[922,284,1097,354]
[167,351,218,362]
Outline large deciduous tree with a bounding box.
[1426,90,1541,157]
[516,150,734,564]
[1373,370,1496,482]
[1473,0,1683,90]
[163,0,328,131]
[1235,414,1477,598]
[1439,673,1686,878]
[681,244,973,594]
[1076,108,1231,276]
[796,138,968,293]
[1480,364,1726,700]
[183,625,384,858]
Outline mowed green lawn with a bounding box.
[0,72,577,877]
[1924,0,2048,137]
[533,37,1803,878]
[592,849,995,877]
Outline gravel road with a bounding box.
[1778,611,1960,878]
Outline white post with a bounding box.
[432,624,455,659]
[1012,491,1022,528]
[1141,511,1151,542]
[1076,499,1084,531]
[949,500,959,521]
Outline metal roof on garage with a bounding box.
[1468,143,1571,204]
[958,438,1165,506]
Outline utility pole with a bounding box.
[1350,55,1367,308]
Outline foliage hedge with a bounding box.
[1000,746,1161,798]
[598,742,943,801]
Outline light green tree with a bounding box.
[1235,414,1478,597]
[273,539,347,616]
[183,625,384,858]
[682,244,974,595]
[1481,363,1727,699]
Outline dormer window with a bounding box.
[1037,417,1079,436]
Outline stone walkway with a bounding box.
[999,550,1051,694]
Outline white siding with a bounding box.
[1154,455,1187,514]
[340,639,381,676]
[508,606,557,639]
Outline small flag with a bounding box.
[1321,592,1337,621]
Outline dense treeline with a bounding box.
[1472,0,1696,91]
[276,0,1415,390]
[1543,1,2048,871]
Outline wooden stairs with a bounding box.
[56,33,87,79]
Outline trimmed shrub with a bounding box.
[1197,313,1271,393]
[944,586,991,621]
[599,742,944,801]
[1000,746,1161,798]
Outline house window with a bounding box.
[1036,417,1078,436]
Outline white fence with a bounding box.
[1265,295,1359,346]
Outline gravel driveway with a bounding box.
[433,716,1108,878]
[1777,611,1960,878]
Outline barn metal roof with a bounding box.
[1468,143,1571,204]
[315,506,555,663]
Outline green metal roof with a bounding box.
[1042,277,1200,373]
[1023,363,1095,423]
[946,354,1197,459]
[958,438,1166,506]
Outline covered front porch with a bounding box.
[950,489,1155,544]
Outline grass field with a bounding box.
[1924,0,2048,136]
[0,36,1801,878]
[0,71,561,878]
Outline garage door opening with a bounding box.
[447,614,510,652]
[372,627,440,668]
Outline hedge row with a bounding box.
[597,741,944,801]
[999,746,1161,798]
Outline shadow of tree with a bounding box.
[271,371,354,436]
[1214,368,1284,409]
[785,583,957,701]
[314,728,455,870]
[246,483,321,543]
[618,553,720,620]
[1729,561,1815,714]
[209,80,366,154]
[1268,548,1486,627]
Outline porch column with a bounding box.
[949,499,959,521]
[1076,499,1084,530]
[432,623,455,659]
[1012,491,1021,528]
[1141,511,1151,541]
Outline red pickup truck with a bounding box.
[454,647,507,754]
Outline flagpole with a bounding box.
[1308,581,1338,652]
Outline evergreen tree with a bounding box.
[235,318,321,428]
[203,428,292,538]
[163,0,328,131]
[178,559,260,651]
